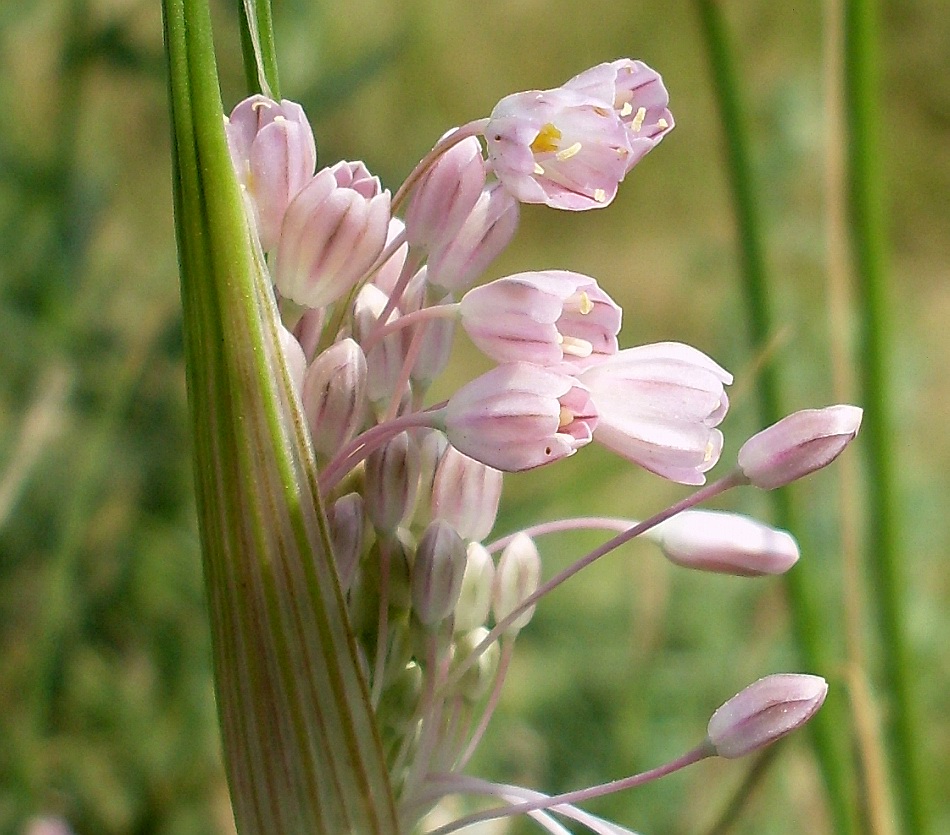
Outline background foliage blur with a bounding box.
[1,0,947,833]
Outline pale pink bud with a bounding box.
[292,306,326,361]
[405,135,487,250]
[373,218,410,297]
[454,542,496,632]
[353,284,411,409]
[459,270,621,366]
[426,183,520,293]
[431,445,504,542]
[443,362,597,472]
[485,86,635,210]
[364,431,420,533]
[706,674,828,758]
[328,159,381,197]
[327,492,365,591]
[453,626,500,701]
[301,338,368,458]
[274,165,391,309]
[579,342,732,485]
[738,405,863,490]
[564,59,674,172]
[278,324,307,393]
[411,520,467,626]
[493,533,541,635]
[226,95,317,251]
[649,510,799,576]
[408,282,456,389]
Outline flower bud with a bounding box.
[426,183,520,293]
[226,95,317,251]
[452,627,500,702]
[274,165,391,309]
[706,674,828,758]
[649,510,799,576]
[431,446,503,542]
[301,338,368,459]
[493,533,541,635]
[405,135,487,251]
[353,284,411,410]
[737,405,863,490]
[292,306,326,362]
[364,431,420,533]
[278,325,307,394]
[454,542,496,632]
[327,492,365,591]
[411,520,467,627]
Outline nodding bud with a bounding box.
[738,405,863,490]
[706,674,828,759]
[301,338,368,459]
[454,542,496,632]
[453,627,501,702]
[364,431,420,533]
[405,135,487,251]
[493,533,541,635]
[411,520,468,627]
[327,493,365,592]
[431,446,504,542]
[649,510,800,576]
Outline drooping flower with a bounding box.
[579,342,732,484]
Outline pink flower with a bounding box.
[578,342,732,484]
[273,164,391,309]
[485,87,635,210]
[564,59,674,172]
[226,95,317,252]
[459,270,621,366]
[443,362,597,471]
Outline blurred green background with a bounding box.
[1,0,947,833]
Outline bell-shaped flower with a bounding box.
[459,270,621,366]
[426,183,520,293]
[485,86,635,210]
[405,135,487,251]
[706,674,828,759]
[273,164,391,309]
[738,405,863,490]
[649,510,800,576]
[443,362,597,472]
[578,342,732,485]
[225,95,317,252]
[564,59,674,172]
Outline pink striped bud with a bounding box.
[454,542,496,632]
[579,342,732,485]
[649,510,799,576]
[278,325,307,394]
[327,492,365,591]
[738,405,863,490]
[274,165,391,309]
[353,284,411,410]
[301,338,368,458]
[226,95,317,251]
[459,270,621,366]
[364,431,420,533]
[426,183,520,293]
[443,362,597,472]
[405,135,487,250]
[706,674,828,758]
[431,446,503,542]
[411,520,467,627]
[493,533,541,635]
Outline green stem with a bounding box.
[694,3,859,833]
[843,1,929,831]
[238,0,280,98]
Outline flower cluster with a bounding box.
[226,61,861,835]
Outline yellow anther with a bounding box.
[558,405,575,429]
[555,142,583,161]
[534,162,546,176]
[657,117,669,130]
[630,106,647,133]
[578,291,593,315]
[530,122,562,155]
[560,336,593,359]
[620,101,633,118]
[593,188,607,203]
[703,440,715,463]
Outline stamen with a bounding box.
[558,406,575,429]
[593,188,607,203]
[620,101,633,117]
[559,336,593,359]
[530,122,562,155]
[534,162,545,175]
[577,291,593,315]
[555,142,583,161]
[704,440,716,463]
[657,117,669,130]
[630,106,647,132]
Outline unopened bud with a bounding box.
[493,533,541,635]
[738,405,862,490]
[432,446,504,542]
[453,627,500,702]
[364,432,420,533]
[327,492,365,591]
[706,674,828,758]
[454,542,496,632]
[412,520,467,626]
[301,338,368,459]
[278,325,307,394]
[353,284,411,410]
[649,510,799,576]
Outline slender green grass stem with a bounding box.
[238,0,280,98]
[694,3,858,833]
[843,1,929,831]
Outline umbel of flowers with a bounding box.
[224,60,861,834]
